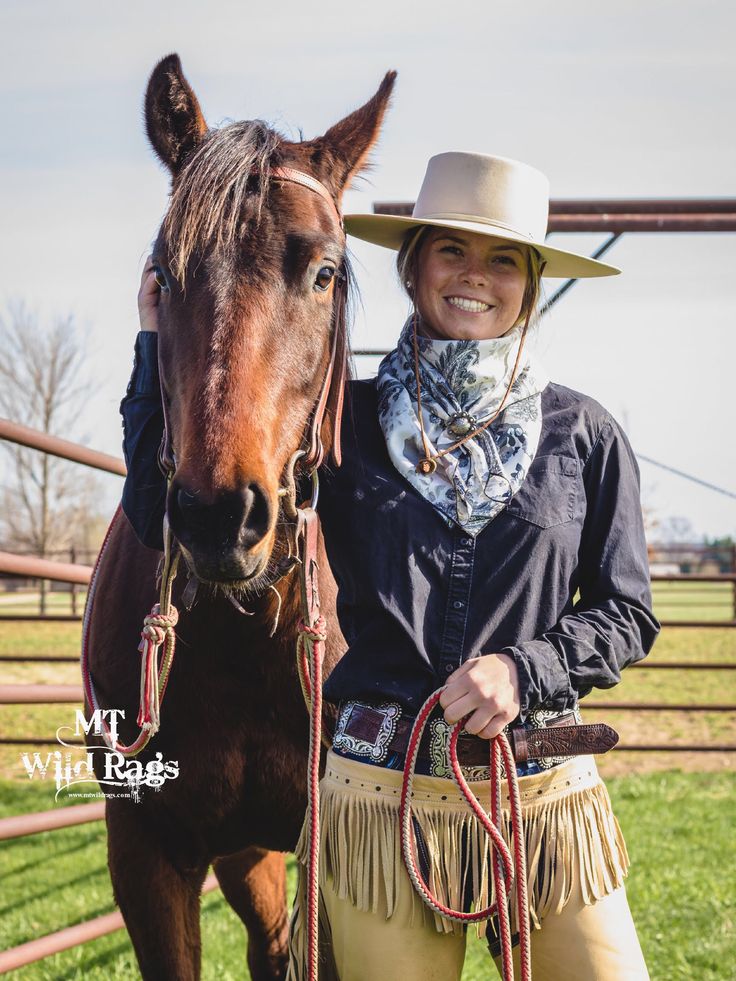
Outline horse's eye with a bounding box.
[314,266,336,292]
[153,266,169,292]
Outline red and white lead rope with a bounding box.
[297,653,533,981]
[399,689,532,981]
[296,615,327,981]
[81,506,181,758]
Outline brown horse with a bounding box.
[84,54,395,980]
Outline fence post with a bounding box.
[70,546,77,617]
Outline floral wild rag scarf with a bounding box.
[376,318,550,536]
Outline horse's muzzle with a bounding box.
[167,479,273,581]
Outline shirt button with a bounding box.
[452,600,464,610]
[444,664,454,673]
[461,537,472,546]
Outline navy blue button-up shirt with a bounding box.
[120,331,659,722]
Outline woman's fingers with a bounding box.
[445,658,475,682]
[442,687,510,740]
[462,704,497,736]
[138,255,161,333]
[441,690,478,726]
[476,714,508,740]
[440,656,519,731]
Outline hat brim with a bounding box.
[343,214,620,279]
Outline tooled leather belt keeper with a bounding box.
[334,704,619,765]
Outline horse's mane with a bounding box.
[163,119,283,285]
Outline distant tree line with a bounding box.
[0,302,108,612]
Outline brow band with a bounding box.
[270,166,344,230]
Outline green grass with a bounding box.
[0,591,87,618]
[0,621,82,659]
[651,581,735,623]
[1,773,733,979]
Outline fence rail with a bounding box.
[0,655,79,663]
[0,551,92,586]
[0,802,104,842]
[0,417,125,476]
[0,684,84,704]
[0,875,219,975]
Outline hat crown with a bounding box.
[413,152,550,242]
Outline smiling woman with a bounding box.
[291,151,656,981]
[400,230,539,341]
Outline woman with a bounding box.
[121,152,658,980]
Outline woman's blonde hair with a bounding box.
[396,225,545,330]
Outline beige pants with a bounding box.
[288,751,650,981]
[321,867,650,980]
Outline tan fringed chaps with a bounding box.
[287,751,629,980]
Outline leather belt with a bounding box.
[336,704,618,766]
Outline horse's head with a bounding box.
[144,55,395,586]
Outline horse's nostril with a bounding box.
[177,487,201,515]
[172,486,211,537]
[242,482,270,544]
[168,479,273,558]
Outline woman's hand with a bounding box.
[440,653,521,739]
[138,255,161,333]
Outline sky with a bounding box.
[0,0,734,539]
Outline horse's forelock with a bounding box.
[162,119,283,285]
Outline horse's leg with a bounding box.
[213,847,289,981]
[106,801,209,981]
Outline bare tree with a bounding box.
[0,301,103,613]
[655,515,698,545]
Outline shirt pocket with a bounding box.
[503,455,579,528]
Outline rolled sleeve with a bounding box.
[125,330,161,396]
[502,418,661,720]
[120,332,167,551]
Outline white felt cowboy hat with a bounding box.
[344,151,620,279]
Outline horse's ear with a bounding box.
[145,54,208,175]
[315,71,397,198]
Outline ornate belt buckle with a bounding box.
[428,718,452,778]
[333,701,401,763]
[429,719,493,781]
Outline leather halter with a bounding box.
[158,165,347,479]
[270,166,346,470]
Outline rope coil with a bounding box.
[398,689,532,980]
[297,632,533,980]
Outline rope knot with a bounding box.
[297,616,327,643]
[142,603,179,644]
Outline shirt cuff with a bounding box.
[499,640,576,722]
[129,331,160,395]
